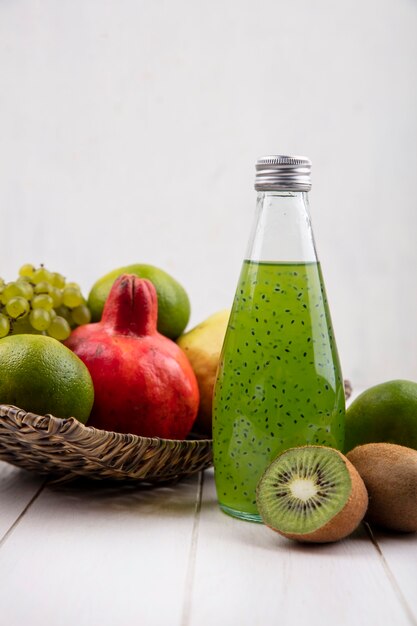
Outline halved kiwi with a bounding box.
[256,446,368,543]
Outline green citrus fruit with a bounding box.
[345,379,417,452]
[88,264,190,339]
[0,334,94,423]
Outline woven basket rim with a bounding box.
[0,404,213,484]
[0,404,212,444]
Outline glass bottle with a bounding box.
[212,155,345,522]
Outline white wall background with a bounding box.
[0,0,416,388]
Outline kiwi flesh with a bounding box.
[256,446,368,543]
[347,443,417,532]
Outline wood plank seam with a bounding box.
[180,471,204,626]
[365,523,417,626]
[0,480,46,548]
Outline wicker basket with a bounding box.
[0,405,213,484]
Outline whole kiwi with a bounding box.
[347,443,417,532]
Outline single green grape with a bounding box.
[71,305,92,326]
[32,294,54,311]
[5,297,30,319]
[1,282,30,305]
[50,287,63,308]
[50,272,66,289]
[16,276,32,285]
[1,283,19,304]
[32,267,53,285]
[34,281,52,295]
[19,264,36,279]
[47,316,71,341]
[0,313,10,338]
[29,308,51,331]
[65,281,81,290]
[15,279,34,300]
[62,287,83,308]
[55,305,73,323]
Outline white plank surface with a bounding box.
[0,473,201,626]
[371,527,417,623]
[0,461,44,541]
[187,469,415,626]
[0,463,416,626]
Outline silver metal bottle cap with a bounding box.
[255,155,312,192]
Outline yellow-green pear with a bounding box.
[177,310,230,435]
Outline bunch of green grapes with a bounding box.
[0,264,91,341]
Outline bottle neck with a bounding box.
[245,190,318,264]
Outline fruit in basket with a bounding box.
[0,264,92,341]
[177,309,230,435]
[347,443,417,532]
[345,380,417,452]
[66,274,199,439]
[0,334,94,422]
[87,264,190,339]
[256,446,368,543]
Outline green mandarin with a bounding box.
[213,261,345,519]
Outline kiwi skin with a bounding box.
[347,443,417,533]
[258,447,369,544]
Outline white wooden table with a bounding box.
[1,384,417,626]
[0,460,416,626]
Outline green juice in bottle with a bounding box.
[212,156,345,522]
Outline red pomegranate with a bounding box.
[65,274,199,439]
